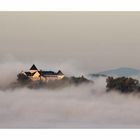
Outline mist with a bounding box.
[1,12,140,73]
[0,61,140,128]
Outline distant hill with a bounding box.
[90,67,140,77]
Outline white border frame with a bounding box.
[0,0,140,140]
[0,0,140,11]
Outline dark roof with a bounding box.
[57,70,64,75]
[25,72,36,76]
[25,72,31,76]
[30,64,38,70]
[38,71,62,76]
[39,71,57,76]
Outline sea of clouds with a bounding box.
[0,61,140,128]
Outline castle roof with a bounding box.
[25,72,36,76]
[39,71,56,76]
[30,64,38,70]
[57,70,64,75]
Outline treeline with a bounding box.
[14,72,140,93]
[15,73,93,89]
[106,76,140,93]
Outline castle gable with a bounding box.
[30,64,38,71]
[57,70,64,75]
[25,72,36,76]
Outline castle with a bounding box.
[21,64,64,82]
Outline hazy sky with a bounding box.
[0,12,140,73]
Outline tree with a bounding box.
[106,76,140,93]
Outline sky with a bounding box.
[0,12,140,73]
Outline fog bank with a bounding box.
[0,77,140,128]
[0,61,140,128]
